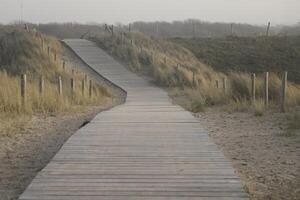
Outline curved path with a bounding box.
[19,39,248,200]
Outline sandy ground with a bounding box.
[0,104,118,200]
[195,107,300,200]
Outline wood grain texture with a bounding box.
[19,39,248,200]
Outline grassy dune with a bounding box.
[89,31,300,113]
[0,30,113,128]
[171,36,300,83]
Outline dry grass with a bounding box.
[285,110,300,136]
[253,99,266,116]
[0,29,114,132]
[89,31,300,115]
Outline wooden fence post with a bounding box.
[192,71,195,87]
[82,79,85,96]
[62,60,66,71]
[251,73,256,104]
[47,46,50,56]
[85,74,88,83]
[54,51,57,61]
[41,39,44,50]
[123,32,126,45]
[266,22,271,37]
[222,77,226,92]
[71,78,75,94]
[89,80,93,98]
[21,74,27,108]
[39,76,44,95]
[264,72,269,106]
[58,76,62,96]
[215,80,219,89]
[281,71,288,112]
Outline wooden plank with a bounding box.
[19,39,248,200]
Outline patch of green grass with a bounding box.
[190,99,206,113]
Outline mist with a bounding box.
[1,0,299,25]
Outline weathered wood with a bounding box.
[85,74,88,83]
[58,76,62,96]
[281,71,288,112]
[192,22,196,38]
[71,78,75,94]
[89,80,93,98]
[47,46,51,56]
[62,60,66,71]
[215,80,219,89]
[222,77,226,92]
[111,25,114,36]
[19,39,249,200]
[82,79,85,96]
[39,76,44,95]
[266,22,271,37]
[192,71,196,87]
[264,72,269,106]
[251,73,256,104]
[24,24,29,31]
[41,38,44,49]
[20,74,27,108]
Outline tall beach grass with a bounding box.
[89,31,300,114]
[0,29,113,117]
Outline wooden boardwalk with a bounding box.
[19,39,248,200]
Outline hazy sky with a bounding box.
[1,0,299,25]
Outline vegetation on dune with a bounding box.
[0,29,113,117]
[0,30,61,77]
[90,32,231,108]
[170,36,300,83]
[89,31,300,114]
[20,22,299,128]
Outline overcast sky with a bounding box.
[1,0,299,25]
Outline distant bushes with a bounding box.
[171,36,300,84]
